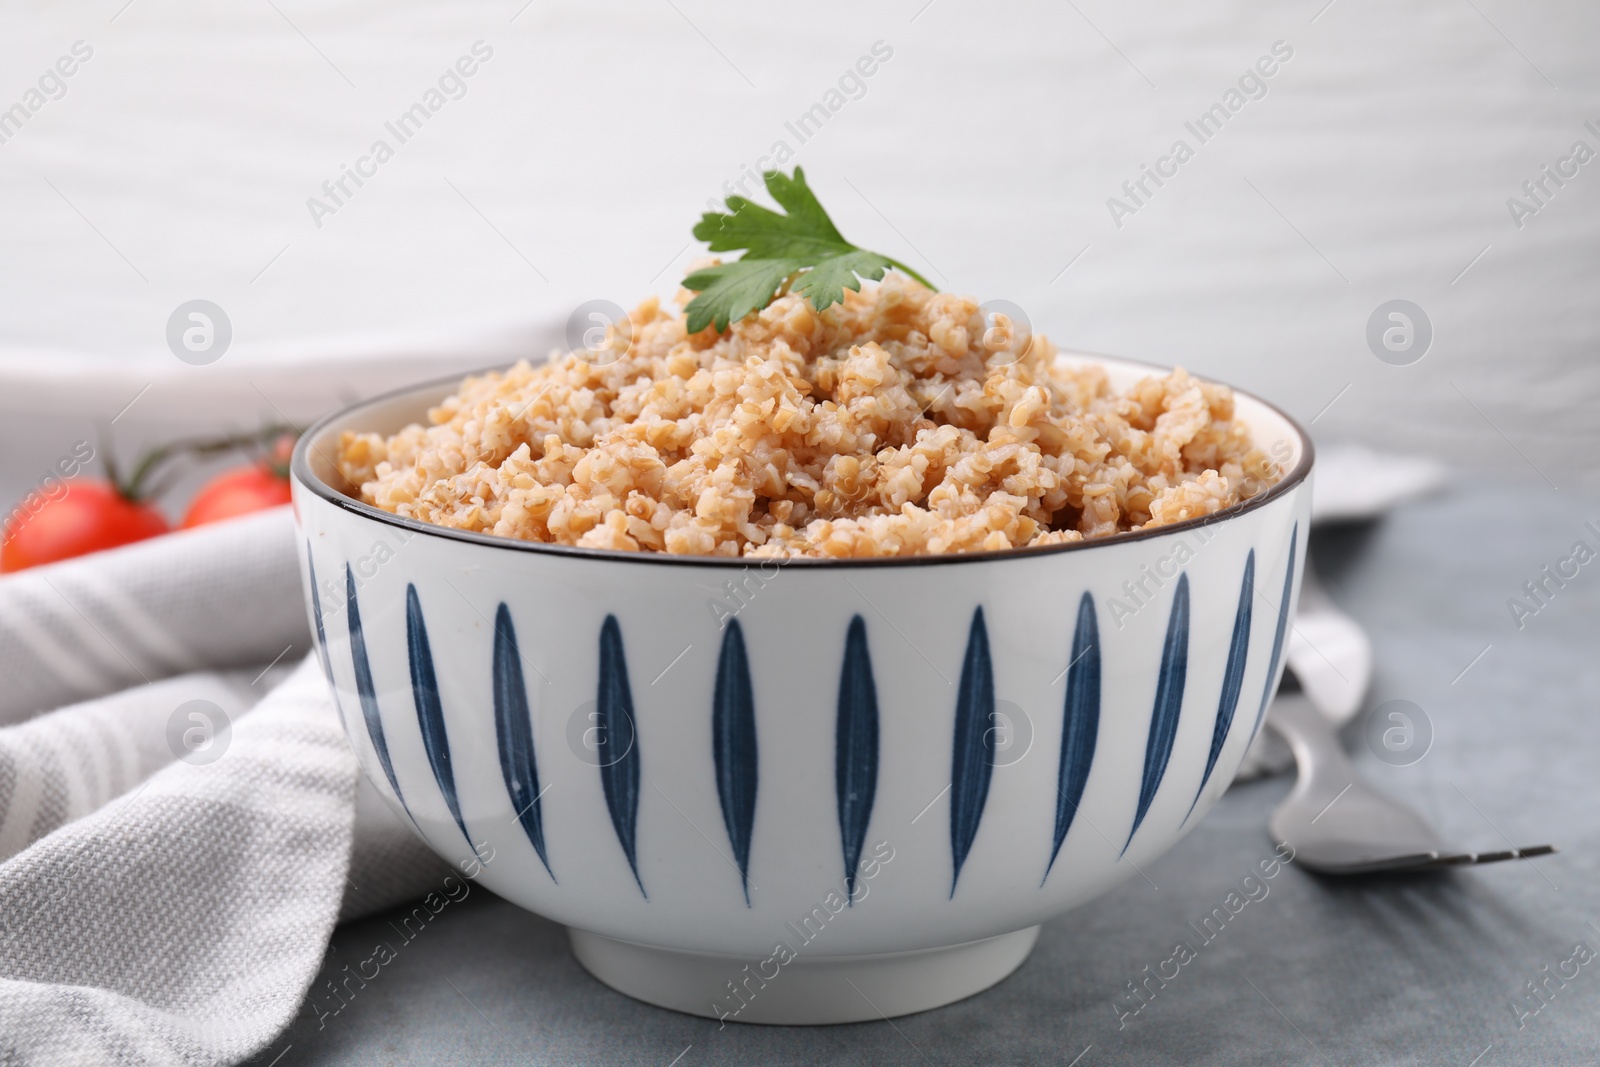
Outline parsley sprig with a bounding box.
[682,168,936,334]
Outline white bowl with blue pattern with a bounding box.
[291,353,1312,1025]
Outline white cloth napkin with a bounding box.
[0,509,449,1066]
[0,445,1445,1065]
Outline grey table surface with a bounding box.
[261,481,1600,1067]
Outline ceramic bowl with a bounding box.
[290,353,1312,1025]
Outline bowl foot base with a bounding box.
[567,925,1040,1025]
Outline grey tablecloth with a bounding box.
[254,481,1600,1066]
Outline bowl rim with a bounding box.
[291,353,1313,570]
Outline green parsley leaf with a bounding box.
[682,167,935,334]
[682,258,806,335]
[789,249,894,312]
[693,169,852,260]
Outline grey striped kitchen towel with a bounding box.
[0,508,447,1067]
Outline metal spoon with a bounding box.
[1267,689,1556,874]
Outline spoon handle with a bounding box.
[1268,693,1357,810]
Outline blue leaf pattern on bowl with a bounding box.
[493,603,553,881]
[835,615,878,904]
[1187,551,1254,819]
[406,584,471,847]
[1125,573,1190,852]
[1250,523,1299,738]
[598,615,645,897]
[306,550,345,733]
[1046,592,1100,882]
[345,565,403,805]
[337,532,1295,903]
[712,620,758,905]
[949,607,995,896]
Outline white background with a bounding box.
[0,0,1595,503]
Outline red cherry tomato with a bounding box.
[1,480,170,572]
[181,463,293,529]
